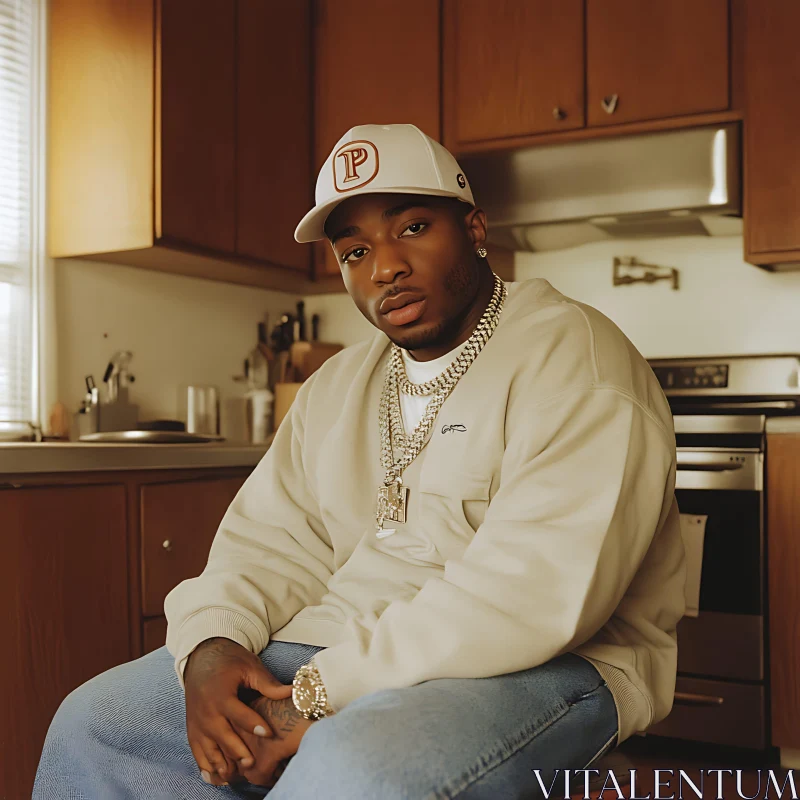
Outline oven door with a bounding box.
[648,446,767,749]
[673,447,764,682]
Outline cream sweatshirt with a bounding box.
[164,278,685,744]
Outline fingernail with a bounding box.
[201,770,211,783]
[254,725,267,737]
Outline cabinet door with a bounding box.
[143,616,169,654]
[744,0,800,267]
[312,0,441,276]
[140,476,246,616]
[443,0,584,147]
[766,434,800,749]
[586,0,729,127]
[1,484,130,800]
[159,0,237,252]
[237,0,313,272]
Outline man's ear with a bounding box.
[464,206,488,249]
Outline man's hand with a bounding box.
[234,696,315,789]
[184,637,293,786]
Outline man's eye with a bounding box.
[400,222,427,236]
[343,247,367,263]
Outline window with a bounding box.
[0,0,40,430]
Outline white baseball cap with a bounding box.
[294,123,475,243]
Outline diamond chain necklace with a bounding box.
[375,273,507,534]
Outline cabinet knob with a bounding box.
[552,107,567,121]
[601,94,619,115]
[162,539,172,551]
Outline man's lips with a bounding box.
[383,298,426,326]
[379,291,426,314]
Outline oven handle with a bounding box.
[674,691,725,707]
[676,455,745,472]
[676,450,762,491]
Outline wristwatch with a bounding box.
[291,660,335,720]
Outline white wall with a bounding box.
[56,259,301,433]
[514,235,800,358]
[297,235,800,359]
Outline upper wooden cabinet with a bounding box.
[586,0,729,127]
[312,0,442,277]
[743,0,800,270]
[443,0,585,150]
[443,0,733,151]
[48,0,313,293]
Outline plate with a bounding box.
[79,430,225,444]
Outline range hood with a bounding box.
[459,124,742,252]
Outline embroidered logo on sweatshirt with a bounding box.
[441,424,467,434]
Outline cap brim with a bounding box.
[293,187,472,243]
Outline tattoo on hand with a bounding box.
[255,697,303,736]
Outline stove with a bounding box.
[642,355,800,752]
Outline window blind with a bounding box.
[0,0,35,426]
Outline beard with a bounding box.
[389,257,482,352]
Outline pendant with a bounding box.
[376,476,409,533]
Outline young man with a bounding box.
[35,124,685,799]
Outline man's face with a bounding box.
[324,192,487,353]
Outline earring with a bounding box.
[476,246,488,258]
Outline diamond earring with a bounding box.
[476,246,488,258]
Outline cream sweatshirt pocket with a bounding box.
[417,470,493,562]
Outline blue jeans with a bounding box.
[34,641,617,799]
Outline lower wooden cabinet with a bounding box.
[1,482,131,799]
[143,616,169,655]
[2,465,252,799]
[766,434,800,751]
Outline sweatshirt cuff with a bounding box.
[168,607,268,689]
[312,641,388,712]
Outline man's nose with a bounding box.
[371,242,410,285]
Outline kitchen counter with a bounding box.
[766,417,800,434]
[0,438,273,475]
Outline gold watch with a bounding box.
[291,660,335,720]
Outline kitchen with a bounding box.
[3,0,800,797]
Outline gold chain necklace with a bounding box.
[375,273,507,535]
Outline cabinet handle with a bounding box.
[601,94,619,115]
[673,691,724,707]
[162,539,172,551]
[552,107,567,121]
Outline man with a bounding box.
[35,124,685,798]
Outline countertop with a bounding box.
[0,437,273,474]
[766,417,800,434]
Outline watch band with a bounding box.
[292,659,335,720]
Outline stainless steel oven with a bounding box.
[644,355,800,751]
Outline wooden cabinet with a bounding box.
[141,476,244,615]
[743,0,800,270]
[2,465,253,797]
[586,0,729,127]
[312,0,442,277]
[443,0,585,149]
[48,0,313,293]
[766,434,800,752]
[443,0,734,152]
[1,483,131,799]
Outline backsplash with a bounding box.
[56,259,301,432]
[55,236,800,435]
[302,235,800,357]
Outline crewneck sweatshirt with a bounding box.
[165,278,685,744]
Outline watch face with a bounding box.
[292,675,316,715]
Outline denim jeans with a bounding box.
[34,641,617,799]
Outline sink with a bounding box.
[79,430,225,444]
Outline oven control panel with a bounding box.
[653,364,729,390]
